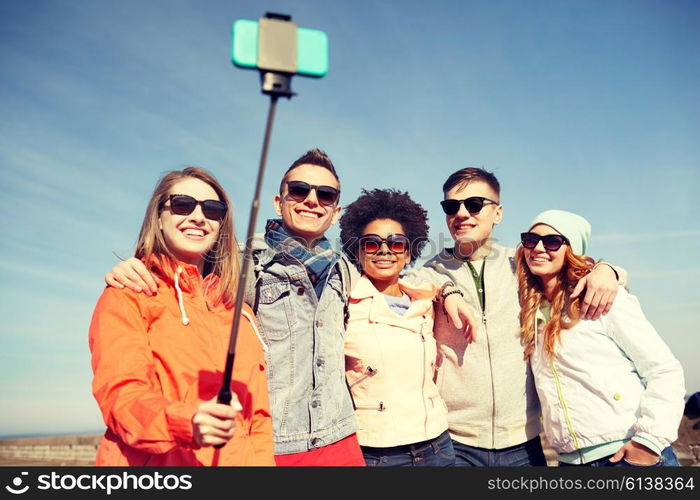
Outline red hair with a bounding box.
[516,245,595,359]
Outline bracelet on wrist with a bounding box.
[438,281,455,294]
[442,289,464,300]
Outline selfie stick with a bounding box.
[216,13,312,442]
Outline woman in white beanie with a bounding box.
[516,209,685,467]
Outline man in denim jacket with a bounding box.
[247,149,362,464]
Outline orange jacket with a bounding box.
[89,256,274,466]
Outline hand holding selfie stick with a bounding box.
[215,12,328,449]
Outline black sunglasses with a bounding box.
[359,234,410,254]
[520,232,568,251]
[285,181,340,206]
[163,194,227,221]
[440,196,499,216]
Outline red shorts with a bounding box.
[274,433,365,466]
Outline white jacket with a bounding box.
[344,276,448,447]
[531,286,685,457]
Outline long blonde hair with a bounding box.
[516,245,595,359]
[134,167,239,306]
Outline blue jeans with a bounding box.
[452,437,547,466]
[361,430,455,466]
[559,446,680,467]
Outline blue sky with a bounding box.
[1,0,698,436]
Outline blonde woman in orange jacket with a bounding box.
[89,167,274,466]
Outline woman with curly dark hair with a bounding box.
[339,188,454,466]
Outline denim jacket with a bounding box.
[250,235,357,454]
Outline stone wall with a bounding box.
[0,434,100,466]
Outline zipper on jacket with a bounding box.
[485,316,496,447]
[471,268,495,448]
[461,259,496,447]
[355,401,386,411]
[549,359,581,451]
[348,365,378,388]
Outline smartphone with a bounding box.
[231,19,328,77]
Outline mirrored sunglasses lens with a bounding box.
[170,196,196,215]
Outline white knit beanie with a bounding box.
[529,210,591,255]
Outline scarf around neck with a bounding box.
[264,219,339,298]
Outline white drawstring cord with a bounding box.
[173,266,263,344]
[241,309,268,352]
[174,266,190,326]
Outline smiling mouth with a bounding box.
[296,209,321,219]
[182,228,207,239]
[371,259,397,266]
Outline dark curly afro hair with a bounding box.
[339,188,429,268]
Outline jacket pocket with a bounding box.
[257,280,296,340]
[348,365,379,389]
[430,395,449,414]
